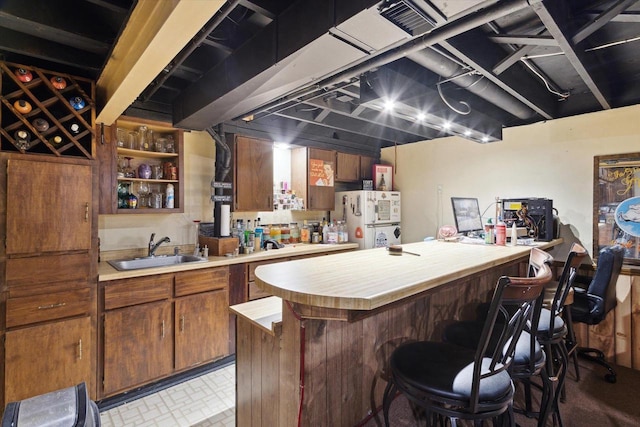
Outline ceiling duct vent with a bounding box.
[378,0,435,36]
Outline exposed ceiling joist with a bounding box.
[532,0,611,110]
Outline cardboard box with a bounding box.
[199,236,238,256]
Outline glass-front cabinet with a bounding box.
[99,116,184,214]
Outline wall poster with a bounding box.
[310,158,334,187]
[594,152,640,264]
[373,164,393,191]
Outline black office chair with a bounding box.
[382,248,552,427]
[569,244,624,383]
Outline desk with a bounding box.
[233,240,560,426]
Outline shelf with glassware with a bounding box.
[0,61,95,159]
[101,117,184,214]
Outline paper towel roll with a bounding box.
[220,205,231,236]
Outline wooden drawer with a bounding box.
[7,288,91,328]
[248,281,271,301]
[6,253,91,297]
[104,274,173,310]
[175,267,228,297]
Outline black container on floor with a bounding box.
[2,382,100,427]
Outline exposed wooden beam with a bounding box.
[96,0,225,125]
[573,0,639,44]
[0,10,111,54]
[0,27,103,72]
[532,0,611,109]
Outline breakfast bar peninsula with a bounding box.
[231,240,560,426]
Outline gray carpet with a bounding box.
[364,360,640,426]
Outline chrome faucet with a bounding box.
[148,233,171,257]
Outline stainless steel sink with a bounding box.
[108,255,207,271]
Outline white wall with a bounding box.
[381,104,640,260]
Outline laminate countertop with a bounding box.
[254,239,561,311]
[98,243,358,281]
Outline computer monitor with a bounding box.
[451,197,484,235]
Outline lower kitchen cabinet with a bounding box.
[4,316,92,403]
[99,267,229,398]
[175,289,228,370]
[103,301,173,396]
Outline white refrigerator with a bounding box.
[334,190,401,249]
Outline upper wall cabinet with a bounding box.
[292,147,335,211]
[0,61,95,159]
[232,135,273,212]
[98,116,184,214]
[335,152,360,182]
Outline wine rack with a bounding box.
[0,61,95,159]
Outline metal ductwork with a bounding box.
[407,48,536,120]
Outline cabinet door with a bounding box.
[360,155,376,180]
[103,301,173,395]
[308,148,335,210]
[7,159,91,254]
[4,317,92,402]
[234,136,273,211]
[175,289,229,370]
[336,152,360,182]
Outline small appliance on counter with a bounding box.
[334,190,401,249]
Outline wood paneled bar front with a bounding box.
[233,240,561,426]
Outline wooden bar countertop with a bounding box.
[255,240,561,311]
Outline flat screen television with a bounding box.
[451,197,484,235]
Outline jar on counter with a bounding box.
[269,224,281,243]
[290,222,300,243]
[280,223,290,244]
[300,220,311,243]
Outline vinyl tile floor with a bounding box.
[99,364,235,427]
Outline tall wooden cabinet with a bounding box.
[1,156,97,405]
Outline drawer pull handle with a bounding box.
[85,202,89,221]
[161,320,165,339]
[180,315,185,332]
[38,302,66,310]
[78,339,83,360]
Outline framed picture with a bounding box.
[373,164,393,191]
[593,152,640,265]
[309,158,335,187]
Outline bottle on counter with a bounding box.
[326,221,338,244]
[322,219,329,244]
[484,218,494,244]
[495,217,506,246]
[510,222,518,247]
